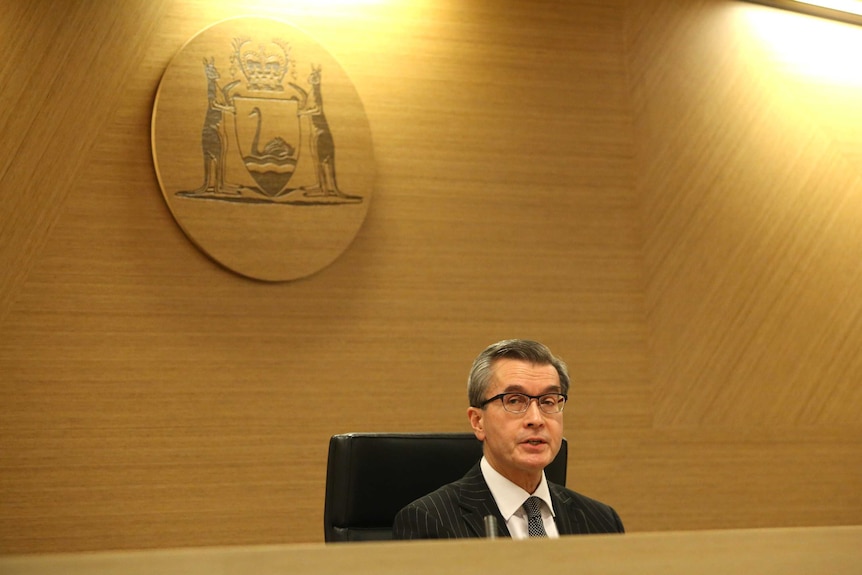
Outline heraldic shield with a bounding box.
[233,95,301,197]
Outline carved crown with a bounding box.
[231,38,291,91]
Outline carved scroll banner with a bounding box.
[152,17,374,281]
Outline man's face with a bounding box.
[467,357,564,492]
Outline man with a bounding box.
[392,339,624,539]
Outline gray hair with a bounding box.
[467,339,570,407]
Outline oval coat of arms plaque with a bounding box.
[152,17,375,281]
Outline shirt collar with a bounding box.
[480,456,555,521]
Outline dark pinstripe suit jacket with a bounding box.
[392,462,624,539]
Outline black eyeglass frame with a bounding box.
[478,392,568,414]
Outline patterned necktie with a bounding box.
[523,496,547,537]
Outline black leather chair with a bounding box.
[323,432,568,542]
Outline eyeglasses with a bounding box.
[478,392,567,414]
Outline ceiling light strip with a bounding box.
[745,0,862,25]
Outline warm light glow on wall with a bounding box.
[742,4,862,87]
[172,0,437,78]
[733,0,862,168]
[207,0,431,17]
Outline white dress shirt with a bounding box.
[480,456,559,539]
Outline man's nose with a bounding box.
[523,398,545,423]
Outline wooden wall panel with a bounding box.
[0,0,171,323]
[627,0,862,530]
[0,0,647,553]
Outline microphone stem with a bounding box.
[484,515,498,539]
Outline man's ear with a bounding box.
[467,406,485,441]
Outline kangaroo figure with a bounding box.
[189,58,240,195]
[297,64,344,197]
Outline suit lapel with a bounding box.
[550,482,588,535]
[456,463,511,538]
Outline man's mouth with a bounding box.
[524,439,546,446]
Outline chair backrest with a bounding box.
[323,432,568,542]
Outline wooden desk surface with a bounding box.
[1,526,859,575]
